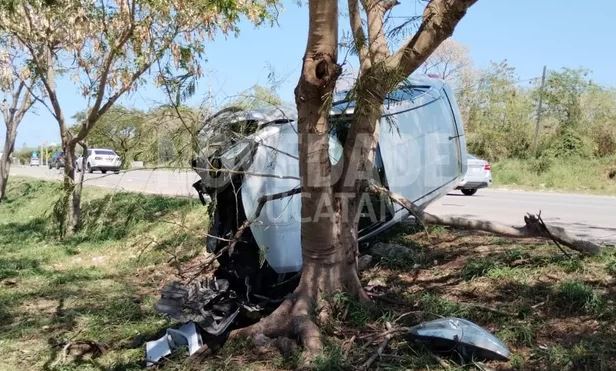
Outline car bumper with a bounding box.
[93,165,121,171]
[456,180,490,190]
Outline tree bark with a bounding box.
[231,0,368,359]
[0,126,17,201]
[60,140,81,236]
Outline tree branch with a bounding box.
[371,183,603,256]
[386,0,476,83]
[361,0,392,65]
[348,0,371,71]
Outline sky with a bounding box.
[3,0,616,149]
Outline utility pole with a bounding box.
[533,65,547,156]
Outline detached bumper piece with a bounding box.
[407,317,510,362]
[145,322,202,366]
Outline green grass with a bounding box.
[553,280,605,315]
[0,178,207,370]
[2,178,615,370]
[493,156,616,194]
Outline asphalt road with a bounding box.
[10,165,616,244]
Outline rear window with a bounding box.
[94,150,116,156]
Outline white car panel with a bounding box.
[240,79,467,274]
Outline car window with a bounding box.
[94,150,116,156]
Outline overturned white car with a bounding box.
[190,77,468,297]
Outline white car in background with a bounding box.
[76,148,122,174]
[456,154,492,195]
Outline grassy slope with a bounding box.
[493,156,616,194]
[0,178,207,371]
[1,178,615,370]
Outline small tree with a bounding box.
[0,0,278,234]
[233,0,477,358]
[0,38,36,201]
[419,38,471,81]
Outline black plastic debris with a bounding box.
[156,278,242,336]
[407,317,511,362]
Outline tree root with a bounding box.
[230,293,323,361]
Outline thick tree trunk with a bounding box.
[0,126,17,201]
[231,0,368,358]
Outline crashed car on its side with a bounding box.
[189,77,468,299]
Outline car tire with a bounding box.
[461,188,477,196]
[102,170,107,174]
[87,163,93,173]
[56,163,60,170]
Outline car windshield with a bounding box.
[95,150,116,156]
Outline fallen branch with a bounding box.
[362,322,394,370]
[374,185,603,256]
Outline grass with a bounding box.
[1,178,615,370]
[0,178,207,370]
[493,156,616,194]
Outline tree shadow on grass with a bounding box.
[0,262,168,371]
[0,217,49,246]
[73,192,195,243]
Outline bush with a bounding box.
[591,124,616,157]
[547,128,592,158]
[527,155,552,174]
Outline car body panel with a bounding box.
[234,78,467,273]
[240,121,343,273]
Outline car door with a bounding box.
[378,82,464,210]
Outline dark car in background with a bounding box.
[48,151,65,169]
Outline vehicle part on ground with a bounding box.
[145,322,203,366]
[407,317,511,362]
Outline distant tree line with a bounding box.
[456,62,616,163]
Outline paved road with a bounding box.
[10,165,201,198]
[10,165,616,244]
[427,188,616,245]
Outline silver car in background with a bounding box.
[456,154,491,195]
[76,148,122,174]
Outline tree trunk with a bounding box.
[0,126,17,201]
[231,0,368,358]
[61,141,81,236]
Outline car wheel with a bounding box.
[56,163,60,170]
[48,163,52,169]
[87,163,93,173]
[461,188,477,196]
[102,170,107,174]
